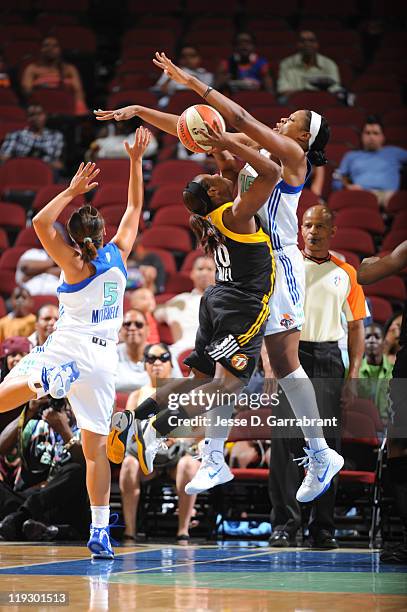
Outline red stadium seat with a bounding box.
[104,225,118,243]
[0,229,9,252]
[298,188,320,210]
[165,272,194,294]
[301,0,358,16]
[166,91,204,115]
[0,158,53,194]
[387,191,407,215]
[246,0,298,17]
[364,277,406,303]
[15,227,41,248]
[330,126,359,148]
[0,247,28,271]
[352,75,398,93]
[149,185,184,210]
[336,250,360,269]
[0,89,20,106]
[98,204,124,227]
[334,207,385,235]
[356,92,402,115]
[115,392,129,412]
[149,160,205,189]
[122,29,176,48]
[32,185,84,211]
[106,90,157,109]
[385,126,407,149]
[289,91,340,108]
[56,205,78,226]
[4,41,40,67]
[323,107,365,130]
[232,91,276,109]
[52,26,96,54]
[325,143,350,166]
[0,295,6,317]
[393,211,407,229]
[140,226,192,254]
[3,25,41,42]
[0,106,26,122]
[177,348,194,377]
[37,0,89,11]
[153,206,190,230]
[31,294,59,313]
[382,230,407,252]
[36,13,79,34]
[367,296,393,324]
[0,270,17,297]
[93,160,129,185]
[180,248,206,272]
[29,90,76,115]
[330,228,375,256]
[249,106,291,128]
[328,190,378,211]
[148,249,176,275]
[92,184,128,209]
[323,45,363,69]
[0,202,26,231]
[316,30,360,47]
[383,109,407,127]
[156,321,173,345]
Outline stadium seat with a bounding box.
[352,75,398,93]
[122,29,176,48]
[166,91,204,115]
[37,0,89,11]
[323,107,365,129]
[177,348,194,377]
[149,185,184,210]
[115,392,129,412]
[363,276,406,303]
[15,227,41,248]
[56,205,77,226]
[152,206,190,229]
[247,0,299,17]
[156,321,173,345]
[165,272,194,294]
[104,225,118,243]
[4,41,40,67]
[97,204,125,227]
[387,191,407,215]
[0,106,26,122]
[106,90,157,109]
[382,230,407,252]
[367,296,393,324]
[0,89,20,106]
[330,126,359,147]
[148,249,176,275]
[301,0,357,16]
[31,294,59,312]
[52,26,96,54]
[32,185,84,211]
[140,226,192,254]
[316,29,360,47]
[3,25,41,42]
[149,160,205,189]
[330,228,375,256]
[181,248,206,272]
[393,210,407,229]
[328,190,378,211]
[0,229,9,252]
[29,90,76,115]
[0,295,6,317]
[232,91,276,108]
[289,91,340,108]
[356,92,402,115]
[0,246,28,271]
[92,184,128,209]
[0,202,26,231]
[0,270,17,297]
[325,143,350,166]
[36,13,79,34]
[383,109,407,127]
[249,106,291,128]
[385,126,407,149]
[334,207,385,235]
[0,158,53,195]
[93,160,129,185]
[336,250,360,270]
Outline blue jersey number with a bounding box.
[103,282,118,306]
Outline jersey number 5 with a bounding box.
[103,282,118,306]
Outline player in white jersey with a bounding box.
[94,54,344,503]
[0,127,152,559]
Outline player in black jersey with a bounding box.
[358,240,407,564]
[107,123,280,495]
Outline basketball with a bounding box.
[177,104,226,153]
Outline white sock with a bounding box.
[278,366,327,443]
[307,438,328,452]
[91,506,110,528]
[204,438,226,453]
[205,404,233,439]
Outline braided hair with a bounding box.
[183,179,225,255]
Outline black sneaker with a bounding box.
[269,530,296,547]
[22,520,59,542]
[0,513,24,541]
[311,530,339,549]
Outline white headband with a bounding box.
[309,110,322,148]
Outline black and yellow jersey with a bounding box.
[206,202,275,300]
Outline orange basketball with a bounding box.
[177,104,226,154]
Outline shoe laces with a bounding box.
[294,448,323,485]
[200,449,224,469]
[153,438,168,453]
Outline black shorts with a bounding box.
[184,285,269,383]
[388,344,407,444]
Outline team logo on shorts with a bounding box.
[280,313,295,329]
[231,353,248,371]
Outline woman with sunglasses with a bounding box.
[120,343,199,543]
[0,127,152,560]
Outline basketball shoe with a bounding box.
[41,361,80,399]
[185,439,234,495]
[107,410,134,464]
[135,417,167,475]
[87,525,114,560]
[295,447,344,503]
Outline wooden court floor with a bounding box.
[0,542,405,611]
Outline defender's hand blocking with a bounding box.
[125,126,151,160]
[94,106,137,122]
[153,51,190,86]
[196,121,230,152]
[68,162,100,197]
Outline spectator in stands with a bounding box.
[0,288,36,343]
[120,343,200,543]
[383,311,403,365]
[358,322,393,420]
[334,117,407,208]
[130,288,160,344]
[15,246,61,297]
[86,118,158,161]
[154,255,216,358]
[153,45,213,107]
[126,237,166,294]
[0,105,64,176]
[0,336,31,381]
[27,303,59,348]
[277,31,342,101]
[116,309,150,393]
[0,396,88,541]
[216,32,273,93]
[21,36,88,116]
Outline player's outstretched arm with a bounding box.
[357,241,407,285]
[112,126,151,261]
[32,162,100,271]
[153,52,302,166]
[94,105,179,137]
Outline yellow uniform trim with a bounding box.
[206,202,270,244]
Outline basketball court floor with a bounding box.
[0,542,405,611]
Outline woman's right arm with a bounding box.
[0,416,20,455]
[21,64,35,96]
[94,105,179,137]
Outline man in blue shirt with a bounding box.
[334,117,407,208]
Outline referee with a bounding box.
[268,205,367,548]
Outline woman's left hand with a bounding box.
[153,52,190,87]
[196,120,229,152]
[124,126,151,160]
[67,162,100,197]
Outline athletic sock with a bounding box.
[205,404,234,440]
[308,438,329,452]
[91,506,110,528]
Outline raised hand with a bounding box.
[124,126,151,160]
[94,106,137,122]
[153,51,190,86]
[195,120,229,151]
[67,162,100,197]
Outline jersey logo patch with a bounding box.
[333,275,341,286]
[231,353,248,371]
[280,313,295,329]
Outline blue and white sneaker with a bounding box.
[295,447,344,503]
[184,440,234,496]
[87,526,114,560]
[41,361,80,399]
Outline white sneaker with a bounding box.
[295,447,344,503]
[42,361,80,399]
[185,441,234,495]
[135,417,167,475]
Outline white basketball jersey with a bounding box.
[56,242,127,342]
[238,152,311,250]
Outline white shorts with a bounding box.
[6,330,118,435]
[265,244,305,336]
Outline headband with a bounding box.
[184,181,212,215]
[309,110,322,148]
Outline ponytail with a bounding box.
[307,149,328,166]
[189,214,225,255]
[67,205,104,263]
[305,110,330,166]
